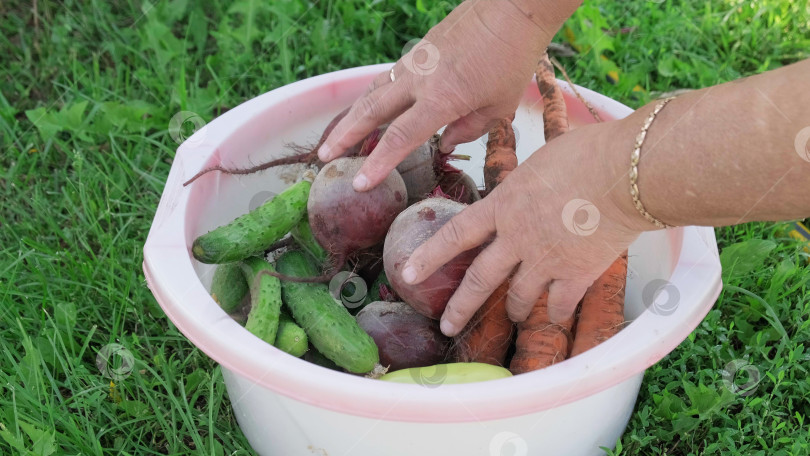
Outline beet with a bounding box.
[308,157,408,266]
[356,301,449,370]
[437,171,481,205]
[383,198,482,320]
[396,138,440,204]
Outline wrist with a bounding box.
[592,110,670,234]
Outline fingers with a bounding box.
[439,240,518,336]
[402,200,495,285]
[505,262,551,322]
[438,111,493,154]
[546,279,592,324]
[364,69,396,96]
[353,100,456,191]
[318,80,412,163]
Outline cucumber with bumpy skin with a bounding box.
[304,347,342,371]
[290,217,328,264]
[210,263,249,313]
[277,250,379,373]
[240,257,282,345]
[192,181,310,264]
[274,313,308,357]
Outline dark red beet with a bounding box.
[308,157,407,263]
[396,139,439,204]
[383,198,482,320]
[356,301,450,370]
[437,171,481,205]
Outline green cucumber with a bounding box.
[210,263,249,313]
[240,257,282,345]
[303,347,342,371]
[290,217,328,264]
[274,313,308,357]
[277,250,379,373]
[192,181,310,264]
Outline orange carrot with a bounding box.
[569,253,628,357]
[452,282,514,365]
[505,52,577,374]
[548,55,603,123]
[509,291,576,374]
[535,52,569,142]
[483,116,518,193]
[451,117,518,366]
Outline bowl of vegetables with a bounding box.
[143,63,722,456]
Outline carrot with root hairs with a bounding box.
[451,117,517,366]
[508,52,577,374]
[535,52,569,142]
[452,281,514,365]
[483,115,518,193]
[509,291,576,374]
[569,253,628,357]
[540,55,627,359]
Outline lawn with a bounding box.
[1,0,809,455]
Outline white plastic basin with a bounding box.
[143,64,722,456]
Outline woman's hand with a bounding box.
[317,0,581,191]
[400,122,646,336]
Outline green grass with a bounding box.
[1,0,808,454]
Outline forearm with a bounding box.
[602,59,810,230]
[469,0,582,52]
[499,0,582,36]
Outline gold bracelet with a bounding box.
[629,96,675,229]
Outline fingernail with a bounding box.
[440,318,456,337]
[402,265,417,284]
[317,144,331,161]
[353,173,368,191]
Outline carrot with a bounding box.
[506,52,578,374]
[451,117,518,366]
[548,55,602,123]
[535,52,569,142]
[532,55,626,361]
[509,291,575,374]
[483,115,518,193]
[569,253,628,357]
[452,282,514,366]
